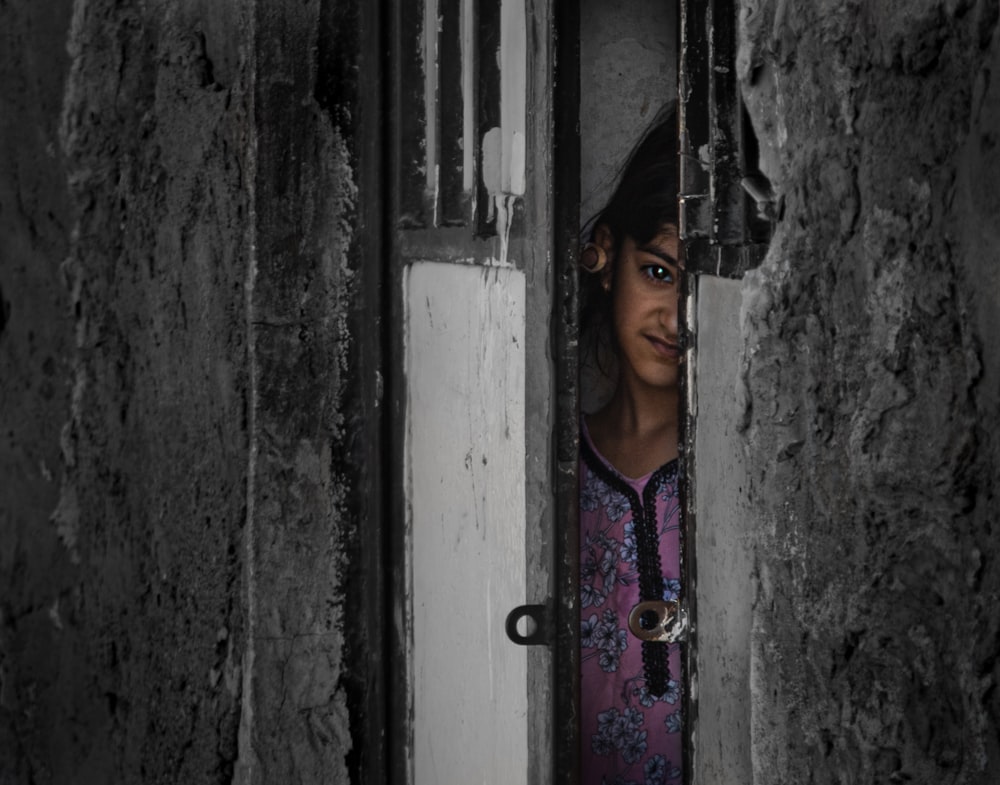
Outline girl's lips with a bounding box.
[646,335,681,360]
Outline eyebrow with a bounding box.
[637,244,680,267]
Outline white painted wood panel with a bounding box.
[405,260,528,785]
[691,276,752,784]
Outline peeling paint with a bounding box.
[405,261,528,783]
[475,0,528,266]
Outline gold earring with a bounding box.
[580,242,607,273]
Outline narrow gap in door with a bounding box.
[575,3,683,784]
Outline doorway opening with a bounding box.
[375,1,774,782]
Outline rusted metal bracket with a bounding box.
[679,0,773,279]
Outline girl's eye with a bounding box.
[641,264,674,284]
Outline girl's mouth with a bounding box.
[646,335,681,361]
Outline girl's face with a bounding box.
[603,225,681,393]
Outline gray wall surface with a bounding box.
[738,0,1000,781]
[0,1,80,775]
[2,1,253,780]
[1,1,374,783]
[579,0,677,229]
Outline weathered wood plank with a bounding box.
[405,261,528,784]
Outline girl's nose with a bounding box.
[661,293,679,337]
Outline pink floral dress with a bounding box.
[580,420,683,785]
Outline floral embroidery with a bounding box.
[628,677,672,709]
[601,485,631,522]
[581,423,682,785]
[581,581,605,609]
[582,467,602,512]
[659,678,681,706]
[644,755,667,785]
[591,609,628,673]
[620,520,639,565]
[592,706,647,763]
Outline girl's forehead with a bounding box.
[654,224,679,241]
[638,226,680,258]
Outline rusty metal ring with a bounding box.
[627,599,679,642]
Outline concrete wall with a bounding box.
[0,1,79,777]
[579,0,677,229]
[2,2,252,780]
[0,1,372,783]
[738,1,1000,781]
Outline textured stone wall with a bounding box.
[0,0,78,777]
[3,1,252,781]
[0,1,368,783]
[239,1,363,782]
[738,1,1000,781]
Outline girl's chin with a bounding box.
[628,371,680,391]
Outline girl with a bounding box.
[578,108,683,785]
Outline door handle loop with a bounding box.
[505,603,551,646]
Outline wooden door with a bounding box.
[678,0,774,781]
[385,2,575,783]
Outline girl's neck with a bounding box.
[587,381,679,479]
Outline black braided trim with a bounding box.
[580,436,679,697]
[640,461,676,697]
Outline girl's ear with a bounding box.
[594,223,615,291]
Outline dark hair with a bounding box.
[586,104,679,249]
[581,105,678,382]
